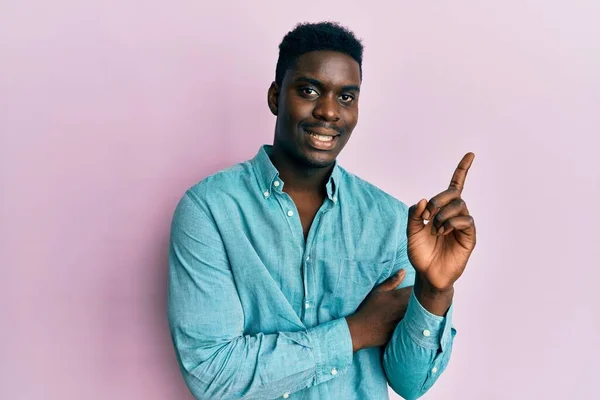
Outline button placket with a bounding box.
[301,207,327,326]
[276,191,301,239]
[302,253,311,315]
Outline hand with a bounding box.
[346,270,412,352]
[407,153,477,293]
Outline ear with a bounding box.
[267,81,279,116]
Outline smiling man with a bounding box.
[168,22,476,400]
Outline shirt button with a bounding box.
[274,180,280,187]
[306,256,310,261]
[282,392,290,398]
[332,195,337,202]
[432,367,438,374]
[263,191,270,197]
[331,368,338,375]
[422,329,431,337]
[305,301,310,309]
[287,210,294,217]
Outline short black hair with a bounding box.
[275,21,364,87]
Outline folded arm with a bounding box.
[167,193,353,399]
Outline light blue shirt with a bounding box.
[167,145,456,400]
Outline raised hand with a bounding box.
[407,153,477,293]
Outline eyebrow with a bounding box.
[293,76,360,92]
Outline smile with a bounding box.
[308,131,334,141]
[304,128,339,150]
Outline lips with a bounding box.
[304,128,339,150]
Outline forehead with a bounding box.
[285,50,361,88]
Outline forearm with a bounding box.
[383,291,456,400]
[169,313,353,400]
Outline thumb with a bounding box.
[407,198,428,236]
[373,269,406,293]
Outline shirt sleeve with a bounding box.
[381,231,457,400]
[167,192,353,400]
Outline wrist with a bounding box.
[417,273,455,294]
[414,275,454,316]
[345,315,364,352]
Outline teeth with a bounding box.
[308,131,334,142]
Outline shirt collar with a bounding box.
[250,145,341,202]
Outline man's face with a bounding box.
[268,50,361,168]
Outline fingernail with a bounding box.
[397,269,405,278]
[437,226,445,236]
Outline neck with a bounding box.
[269,147,333,193]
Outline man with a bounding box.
[168,21,476,400]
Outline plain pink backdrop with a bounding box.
[1,1,599,399]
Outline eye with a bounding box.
[339,93,355,104]
[300,87,319,97]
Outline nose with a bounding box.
[312,94,340,122]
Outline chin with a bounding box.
[302,152,337,169]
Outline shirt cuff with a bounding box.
[403,290,455,351]
[308,318,354,384]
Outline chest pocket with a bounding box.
[331,258,390,316]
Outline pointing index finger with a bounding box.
[448,152,475,192]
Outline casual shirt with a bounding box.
[167,145,456,399]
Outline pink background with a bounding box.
[1,1,599,399]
